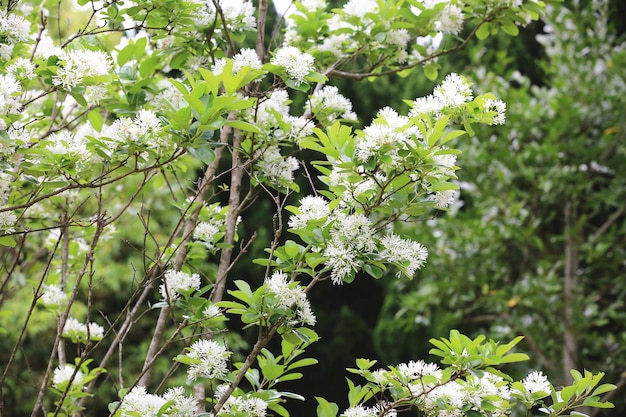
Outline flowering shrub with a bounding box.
[0,0,616,416]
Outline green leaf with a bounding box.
[88,109,103,131]
[423,62,439,81]
[0,236,16,248]
[287,358,318,370]
[316,397,339,417]
[225,120,262,134]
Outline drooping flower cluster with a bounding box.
[62,317,105,343]
[192,203,230,250]
[355,106,420,164]
[379,234,429,277]
[183,339,231,381]
[118,386,195,417]
[189,0,256,32]
[271,46,315,86]
[53,49,112,90]
[309,85,358,124]
[265,270,316,326]
[254,145,299,189]
[214,384,269,417]
[288,195,331,229]
[41,284,68,308]
[0,73,22,116]
[213,48,263,76]
[0,10,30,60]
[410,73,473,119]
[101,109,167,151]
[159,270,201,301]
[341,404,397,417]
[52,364,84,390]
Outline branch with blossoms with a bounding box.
[0,1,617,417]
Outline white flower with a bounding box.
[46,131,94,167]
[522,371,551,394]
[254,145,299,187]
[159,270,201,301]
[323,239,358,285]
[288,195,330,229]
[310,85,357,123]
[52,364,84,390]
[397,360,441,381]
[435,4,464,35]
[482,98,506,125]
[342,0,378,19]
[62,317,104,342]
[265,270,316,326]
[0,73,22,115]
[271,46,315,86]
[0,210,17,231]
[185,339,231,381]
[0,10,31,45]
[423,380,465,417]
[434,73,473,108]
[6,57,36,79]
[193,221,221,246]
[214,386,268,417]
[41,285,67,307]
[380,234,429,277]
[203,304,223,319]
[432,152,458,177]
[233,48,263,72]
[430,189,458,209]
[163,386,196,417]
[119,386,167,417]
[53,49,112,90]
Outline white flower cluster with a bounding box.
[52,364,84,390]
[323,213,377,284]
[0,10,30,60]
[214,384,268,417]
[62,317,105,342]
[45,131,95,168]
[355,107,420,164]
[119,386,195,417]
[379,234,429,277]
[247,90,313,145]
[254,145,299,188]
[184,339,231,381]
[271,46,315,86]
[482,98,507,125]
[213,48,263,76]
[410,73,473,119]
[6,57,35,80]
[159,270,201,301]
[41,284,68,308]
[102,109,167,151]
[0,73,22,116]
[189,0,256,32]
[373,361,512,417]
[309,86,357,124]
[265,270,316,326]
[53,49,112,90]
[341,404,396,417]
[288,195,330,229]
[193,203,229,250]
[512,370,552,400]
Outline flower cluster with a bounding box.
[41,285,68,308]
[288,195,330,229]
[159,270,201,301]
[101,109,167,151]
[309,85,357,125]
[190,0,256,32]
[264,270,316,326]
[214,384,269,417]
[410,73,473,119]
[192,203,230,250]
[119,386,195,417]
[62,317,105,343]
[271,46,315,86]
[53,49,112,90]
[183,339,231,381]
[0,73,22,116]
[213,48,263,76]
[379,234,429,277]
[52,364,84,390]
[0,10,30,60]
[254,145,299,189]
